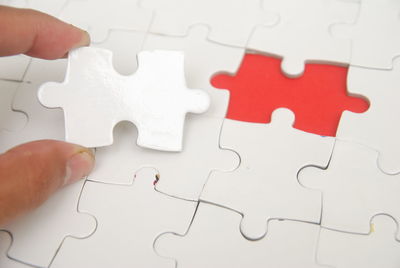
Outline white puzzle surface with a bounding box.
[1,0,400,267]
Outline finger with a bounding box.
[0,140,95,226]
[0,6,90,59]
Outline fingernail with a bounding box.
[64,149,95,185]
[72,29,91,49]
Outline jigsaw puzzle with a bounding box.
[1,0,400,267]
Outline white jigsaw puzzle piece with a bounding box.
[93,30,146,75]
[141,0,278,47]
[331,0,400,69]
[0,80,27,134]
[201,108,335,240]
[317,215,400,268]
[90,115,239,201]
[59,0,152,43]
[155,202,327,268]
[0,232,30,268]
[248,0,358,78]
[298,140,400,239]
[142,26,244,118]
[38,47,210,151]
[4,180,96,268]
[27,0,67,16]
[337,58,400,174]
[50,168,197,268]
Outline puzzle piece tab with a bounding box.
[212,53,369,137]
[38,47,210,151]
[248,0,358,77]
[141,0,278,47]
[201,109,334,240]
[0,232,29,268]
[317,215,400,268]
[142,26,244,118]
[51,169,197,268]
[155,202,326,268]
[299,140,400,238]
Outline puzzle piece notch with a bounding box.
[38,47,210,152]
[0,81,27,134]
[337,57,400,174]
[298,140,400,239]
[50,168,197,268]
[330,0,400,69]
[155,202,326,268]
[4,180,96,267]
[248,0,359,77]
[201,108,334,240]
[59,0,153,43]
[317,215,400,268]
[142,25,245,118]
[89,115,239,201]
[141,0,279,47]
[211,53,369,137]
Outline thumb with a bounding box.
[0,140,95,226]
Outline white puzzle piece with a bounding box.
[142,26,244,118]
[317,215,400,268]
[93,30,146,75]
[331,0,400,69]
[155,202,326,268]
[0,80,27,134]
[337,58,400,174]
[50,169,197,268]
[298,140,400,239]
[38,47,210,151]
[0,55,31,81]
[59,0,152,43]
[89,115,239,201]
[201,108,335,240]
[27,0,67,16]
[4,180,96,268]
[247,0,358,77]
[141,0,279,47]
[0,232,29,268]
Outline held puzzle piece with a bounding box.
[317,215,400,268]
[331,0,400,69]
[337,58,400,174]
[248,0,358,77]
[141,0,279,47]
[3,180,96,268]
[90,116,239,201]
[201,108,335,240]
[38,47,210,151]
[142,25,245,118]
[50,169,197,268]
[298,140,400,239]
[211,53,369,137]
[155,202,326,268]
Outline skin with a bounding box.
[0,6,95,226]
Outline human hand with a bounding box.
[0,6,95,226]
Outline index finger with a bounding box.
[0,6,90,60]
